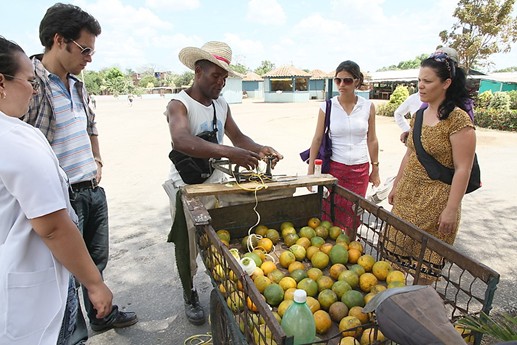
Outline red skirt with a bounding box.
[324,160,369,237]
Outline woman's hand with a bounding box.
[388,188,396,205]
[369,166,380,187]
[437,206,457,235]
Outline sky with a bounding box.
[2,0,517,75]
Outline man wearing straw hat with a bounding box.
[163,41,283,325]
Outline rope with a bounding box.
[183,332,212,345]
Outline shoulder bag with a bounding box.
[168,103,219,184]
[413,108,481,194]
[299,99,332,173]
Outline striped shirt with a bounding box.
[48,75,96,183]
[23,56,97,184]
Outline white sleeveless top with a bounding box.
[323,95,372,165]
[167,91,228,184]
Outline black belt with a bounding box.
[71,178,98,191]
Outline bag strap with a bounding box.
[413,108,453,182]
[211,102,218,133]
[324,99,331,128]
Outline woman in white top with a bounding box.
[0,36,112,345]
[307,60,380,235]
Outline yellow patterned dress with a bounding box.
[384,108,474,276]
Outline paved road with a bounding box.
[85,96,516,344]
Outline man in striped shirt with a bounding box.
[22,3,137,344]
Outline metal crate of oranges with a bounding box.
[181,176,499,345]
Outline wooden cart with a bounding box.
[181,175,499,345]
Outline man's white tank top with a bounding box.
[167,90,228,184]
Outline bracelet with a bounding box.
[94,157,104,167]
[371,162,379,166]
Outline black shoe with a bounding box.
[184,289,206,325]
[90,305,138,332]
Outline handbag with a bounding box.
[413,108,481,194]
[300,99,332,173]
[168,103,219,185]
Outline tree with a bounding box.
[254,60,275,76]
[173,71,194,87]
[230,63,249,75]
[377,54,428,71]
[138,74,158,88]
[83,70,104,95]
[439,0,517,72]
[103,67,131,95]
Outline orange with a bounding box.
[260,261,277,275]
[299,226,316,239]
[329,226,344,240]
[319,243,333,255]
[360,327,385,344]
[284,233,299,247]
[284,287,297,300]
[313,310,332,334]
[246,296,258,312]
[348,306,369,324]
[295,236,311,249]
[372,261,392,281]
[216,229,231,243]
[339,315,362,337]
[363,292,376,304]
[340,337,360,345]
[279,250,296,268]
[252,248,266,263]
[348,240,364,253]
[265,228,280,244]
[317,275,334,292]
[308,217,321,229]
[289,244,306,261]
[263,283,284,306]
[347,248,362,264]
[306,245,320,260]
[267,269,285,284]
[280,221,295,230]
[318,289,338,311]
[329,263,347,280]
[357,255,375,272]
[279,276,297,291]
[281,226,297,238]
[359,273,378,293]
[255,224,268,237]
[257,237,273,253]
[329,301,349,323]
[371,284,387,294]
[253,275,272,293]
[306,296,321,313]
[307,267,323,281]
[288,261,305,273]
[277,299,294,317]
[386,270,405,285]
[297,277,319,297]
[311,251,330,270]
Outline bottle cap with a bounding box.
[293,289,307,303]
[314,159,322,165]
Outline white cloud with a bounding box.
[145,0,200,11]
[246,0,286,26]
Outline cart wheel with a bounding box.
[210,289,244,345]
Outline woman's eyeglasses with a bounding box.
[334,77,356,85]
[2,74,39,91]
[71,40,95,56]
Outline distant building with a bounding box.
[242,72,264,99]
[309,69,332,100]
[478,72,517,93]
[263,65,311,103]
[222,75,243,104]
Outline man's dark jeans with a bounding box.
[68,186,110,344]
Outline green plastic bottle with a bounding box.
[281,289,316,344]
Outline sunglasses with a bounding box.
[428,52,455,78]
[334,77,356,85]
[70,40,95,56]
[2,73,39,91]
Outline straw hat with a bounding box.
[435,46,459,64]
[179,41,238,77]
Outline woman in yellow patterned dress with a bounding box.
[385,51,476,282]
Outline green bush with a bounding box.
[475,108,517,131]
[489,92,511,111]
[477,91,493,108]
[507,90,517,110]
[377,102,399,117]
[389,85,409,105]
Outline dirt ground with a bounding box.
[85,95,517,344]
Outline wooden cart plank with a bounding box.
[182,174,337,197]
